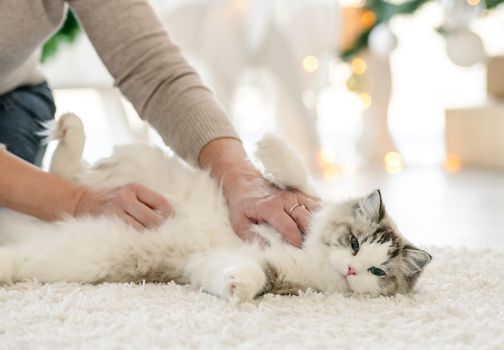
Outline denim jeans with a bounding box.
[0,82,56,166]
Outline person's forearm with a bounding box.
[198,138,262,191]
[0,150,85,220]
[68,0,238,163]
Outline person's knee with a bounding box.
[0,83,55,166]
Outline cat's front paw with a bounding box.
[222,265,266,303]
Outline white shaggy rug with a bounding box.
[0,246,503,350]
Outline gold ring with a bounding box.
[288,203,306,215]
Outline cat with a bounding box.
[0,113,431,302]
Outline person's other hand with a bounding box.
[75,183,173,231]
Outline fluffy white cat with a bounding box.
[0,113,431,302]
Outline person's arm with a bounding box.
[67,0,238,163]
[0,148,172,229]
[0,147,83,220]
[67,1,320,245]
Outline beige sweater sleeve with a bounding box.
[67,0,238,163]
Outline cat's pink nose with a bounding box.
[347,266,358,276]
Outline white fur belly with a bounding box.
[0,144,241,283]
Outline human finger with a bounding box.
[131,183,173,217]
[118,211,145,231]
[103,202,147,231]
[233,217,255,241]
[234,218,269,247]
[111,185,165,229]
[123,199,165,229]
[294,192,321,212]
[286,203,312,235]
[241,229,268,247]
[260,209,302,248]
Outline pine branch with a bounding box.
[41,11,80,63]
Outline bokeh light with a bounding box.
[303,55,320,73]
[351,58,367,75]
[361,10,377,28]
[359,93,372,109]
[445,154,462,173]
[466,0,481,6]
[384,151,403,174]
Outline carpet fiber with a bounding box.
[0,246,503,349]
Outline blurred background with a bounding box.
[40,0,504,247]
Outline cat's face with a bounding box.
[305,190,431,296]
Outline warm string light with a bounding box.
[445,154,462,172]
[361,10,377,28]
[346,57,372,109]
[384,151,403,174]
[346,75,361,91]
[317,151,340,181]
[303,55,319,73]
[319,150,336,163]
[316,153,359,179]
[351,58,367,75]
[359,93,372,109]
[323,165,341,180]
[466,0,481,6]
[346,60,402,172]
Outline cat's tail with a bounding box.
[40,112,86,179]
[255,133,318,196]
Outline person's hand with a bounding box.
[224,171,320,247]
[74,183,173,231]
[199,138,320,247]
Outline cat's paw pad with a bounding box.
[222,265,266,303]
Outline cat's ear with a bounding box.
[402,246,432,275]
[357,189,385,223]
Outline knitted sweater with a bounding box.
[0,0,238,163]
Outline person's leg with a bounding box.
[0,82,56,167]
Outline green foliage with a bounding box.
[340,0,504,61]
[486,0,504,9]
[41,11,80,63]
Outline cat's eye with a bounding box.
[350,235,359,255]
[368,267,386,276]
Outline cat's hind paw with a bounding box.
[255,133,317,196]
[47,113,86,178]
[39,112,84,144]
[222,265,266,303]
